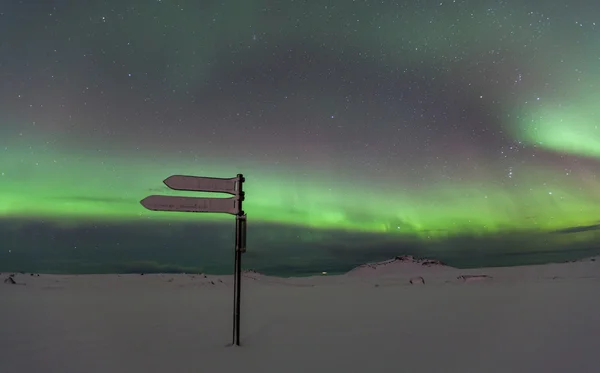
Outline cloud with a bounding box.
[552,224,600,234]
[2,218,600,275]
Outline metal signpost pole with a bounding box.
[234,214,247,345]
[233,214,247,346]
[233,174,245,346]
[232,219,238,345]
[234,214,241,345]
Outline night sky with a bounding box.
[2,0,600,275]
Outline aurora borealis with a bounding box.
[2,0,600,274]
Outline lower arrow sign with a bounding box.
[140,195,240,215]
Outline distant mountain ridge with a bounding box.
[346,255,454,277]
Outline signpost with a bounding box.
[140,173,247,346]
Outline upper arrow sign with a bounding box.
[163,175,240,195]
[140,195,240,215]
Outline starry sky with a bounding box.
[2,0,600,275]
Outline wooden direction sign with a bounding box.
[164,175,240,196]
[140,195,240,215]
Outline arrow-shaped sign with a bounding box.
[163,175,240,195]
[140,195,240,215]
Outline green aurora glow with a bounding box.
[3,139,600,238]
[515,92,600,159]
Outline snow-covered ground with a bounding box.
[1,256,599,373]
